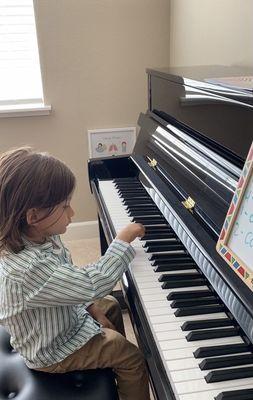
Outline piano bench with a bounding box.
[0,326,119,400]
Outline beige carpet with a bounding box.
[64,237,101,266]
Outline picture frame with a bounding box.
[87,127,136,159]
[216,141,253,289]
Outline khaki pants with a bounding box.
[36,296,151,400]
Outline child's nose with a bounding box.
[69,206,75,218]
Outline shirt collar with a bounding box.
[22,236,57,252]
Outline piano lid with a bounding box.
[133,66,253,238]
[146,65,253,164]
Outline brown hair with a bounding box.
[0,147,76,254]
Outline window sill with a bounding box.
[0,103,52,118]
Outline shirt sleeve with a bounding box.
[23,239,135,308]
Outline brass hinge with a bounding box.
[147,156,157,169]
[182,196,195,212]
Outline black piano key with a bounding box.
[215,388,253,400]
[145,232,176,241]
[167,289,214,300]
[132,216,167,224]
[175,304,225,317]
[152,256,195,266]
[170,297,220,308]
[145,243,185,253]
[114,177,139,181]
[186,327,239,342]
[155,263,197,272]
[128,205,158,211]
[126,207,159,214]
[143,224,169,229]
[144,227,172,234]
[121,194,149,200]
[162,279,206,289]
[205,366,253,383]
[118,188,145,192]
[181,318,233,331]
[150,252,187,261]
[118,188,146,193]
[142,232,175,240]
[194,343,252,358]
[123,199,154,206]
[129,210,162,217]
[123,196,150,201]
[114,179,140,185]
[200,354,253,371]
[159,272,201,282]
[131,215,165,221]
[144,224,171,229]
[115,185,144,191]
[143,239,178,247]
[114,179,141,184]
[114,177,140,181]
[144,239,178,246]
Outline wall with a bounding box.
[0,0,170,222]
[170,0,253,67]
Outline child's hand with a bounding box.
[87,304,116,331]
[116,223,145,243]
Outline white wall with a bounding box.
[170,0,253,67]
[0,0,170,222]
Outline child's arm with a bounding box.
[23,223,145,308]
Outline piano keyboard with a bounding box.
[99,178,253,400]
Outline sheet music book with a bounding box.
[205,76,253,92]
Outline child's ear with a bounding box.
[26,208,39,225]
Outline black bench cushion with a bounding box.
[0,327,119,400]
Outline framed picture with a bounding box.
[87,127,136,159]
[216,141,253,289]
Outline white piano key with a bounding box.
[141,285,210,296]
[150,312,228,325]
[179,384,253,400]
[176,376,253,395]
[162,336,243,353]
[172,364,253,383]
[153,322,183,332]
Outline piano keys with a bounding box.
[98,178,253,400]
[88,65,253,400]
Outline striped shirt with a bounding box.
[0,235,135,368]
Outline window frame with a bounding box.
[0,0,51,118]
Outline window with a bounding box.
[0,0,50,116]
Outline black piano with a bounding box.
[88,66,253,400]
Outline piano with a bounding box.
[88,65,253,400]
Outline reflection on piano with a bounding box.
[88,66,253,400]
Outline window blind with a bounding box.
[0,0,43,105]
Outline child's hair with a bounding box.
[0,147,76,254]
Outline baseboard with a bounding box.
[62,221,99,241]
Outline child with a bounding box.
[0,147,151,400]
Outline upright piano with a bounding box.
[88,65,253,400]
